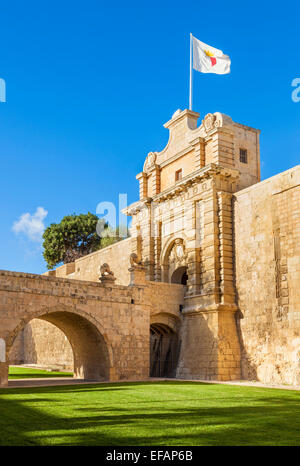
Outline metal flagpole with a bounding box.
[189,33,193,110]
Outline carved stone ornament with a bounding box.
[130,253,144,268]
[99,263,116,283]
[202,113,218,133]
[143,152,157,172]
[168,239,187,265]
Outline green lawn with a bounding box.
[0,381,300,445]
[9,366,73,379]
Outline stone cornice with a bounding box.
[233,122,261,134]
[124,164,240,215]
[123,197,152,216]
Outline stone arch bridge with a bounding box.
[0,268,184,387]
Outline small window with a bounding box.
[240,149,248,164]
[175,169,182,182]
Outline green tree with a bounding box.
[42,212,123,270]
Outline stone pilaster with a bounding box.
[151,165,161,196]
[190,137,205,171]
[185,200,201,295]
[139,203,155,281]
[131,225,142,260]
[217,191,236,305]
[154,221,162,281]
[136,172,148,200]
[208,127,235,168]
[199,187,220,306]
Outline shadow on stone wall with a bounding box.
[8,323,38,366]
[8,328,26,365]
[23,323,38,365]
[235,310,258,381]
[8,319,74,371]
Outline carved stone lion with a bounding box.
[130,253,143,268]
[99,263,115,282]
[100,263,114,277]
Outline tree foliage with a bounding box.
[42,212,124,270]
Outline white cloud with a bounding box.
[12,207,48,243]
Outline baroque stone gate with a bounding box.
[1,108,300,386]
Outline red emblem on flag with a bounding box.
[205,49,217,67]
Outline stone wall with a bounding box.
[0,268,185,386]
[52,237,133,285]
[29,320,73,369]
[8,329,24,364]
[0,269,152,386]
[17,237,134,370]
[160,150,196,192]
[9,320,73,369]
[234,165,300,385]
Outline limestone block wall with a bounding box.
[8,329,24,364]
[160,150,196,192]
[0,270,153,386]
[9,318,74,370]
[49,237,133,285]
[12,237,134,368]
[233,123,260,191]
[23,320,73,370]
[148,281,184,329]
[234,165,300,385]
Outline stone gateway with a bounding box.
[1,108,299,387]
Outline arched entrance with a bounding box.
[150,323,179,378]
[7,309,111,382]
[9,319,74,370]
[171,266,188,285]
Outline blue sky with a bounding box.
[0,0,299,274]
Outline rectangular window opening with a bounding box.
[175,169,182,182]
[240,149,248,164]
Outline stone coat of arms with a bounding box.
[169,239,187,265]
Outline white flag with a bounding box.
[192,35,231,75]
